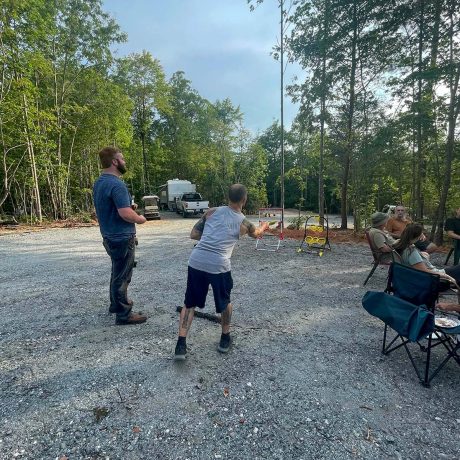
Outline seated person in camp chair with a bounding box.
[368,212,398,263]
[393,223,460,287]
[386,205,438,254]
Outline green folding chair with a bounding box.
[363,263,460,387]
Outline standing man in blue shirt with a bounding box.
[93,147,147,325]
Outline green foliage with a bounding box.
[288,215,307,230]
[3,0,460,228]
[234,142,268,212]
[72,211,93,223]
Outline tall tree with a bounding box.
[115,51,170,195]
[430,0,460,243]
[0,0,54,220]
[41,0,126,218]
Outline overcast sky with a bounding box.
[102,0,301,134]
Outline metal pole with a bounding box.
[280,0,285,232]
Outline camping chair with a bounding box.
[363,229,401,286]
[362,263,460,387]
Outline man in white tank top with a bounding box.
[174,184,269,360]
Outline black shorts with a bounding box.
[415,239,431,251]
[184,266,233,313]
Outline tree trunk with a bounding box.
[21,93,42,222]
[426,0,443,237]
[340,0,358,230]
[141,131,147,194]
[432,75,459,244]
[431,5,459,245]
[414,0,425,221]
[318,0,329,222]
[0,144,26,208]
[0,147,9,207]
[63,126,77,212]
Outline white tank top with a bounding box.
[188,206,245,274]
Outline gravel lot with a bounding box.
[1,213,459,460]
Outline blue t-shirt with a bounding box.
[93,174,135,241]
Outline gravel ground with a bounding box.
[1,213,459,460]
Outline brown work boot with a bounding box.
[109,299,133,313]
[115,312,147,325]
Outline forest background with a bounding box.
[1,0,459,242]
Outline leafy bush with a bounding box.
[288,215,307,230]
[68,212,94,224]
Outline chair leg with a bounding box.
[363,262,379,286]
[444,248,453,265]
[428,340,460,384]
[422,334,433,387]
[382,324,388,353]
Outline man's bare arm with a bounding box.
[190,208,217,240]
[447,230,460,240]
[240,218,269,238]
[437,302,460,312]
[118,207,146,224]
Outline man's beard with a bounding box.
[116,163,127,174]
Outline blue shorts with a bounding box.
[184,266,233,313]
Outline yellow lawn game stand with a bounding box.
[255,207,284,251]
[297,215,331,256]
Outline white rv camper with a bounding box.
[159,179,196,211]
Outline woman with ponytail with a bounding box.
[393,223,460,285]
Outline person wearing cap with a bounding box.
[368,212,398,262]
[386,205,437,254]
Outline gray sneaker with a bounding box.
[218,334,232,353]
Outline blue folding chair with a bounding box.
[363,263,460,387]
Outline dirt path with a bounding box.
[1,214,459,459]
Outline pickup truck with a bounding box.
[176,193,209,217]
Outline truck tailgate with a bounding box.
[185,201,209,210]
